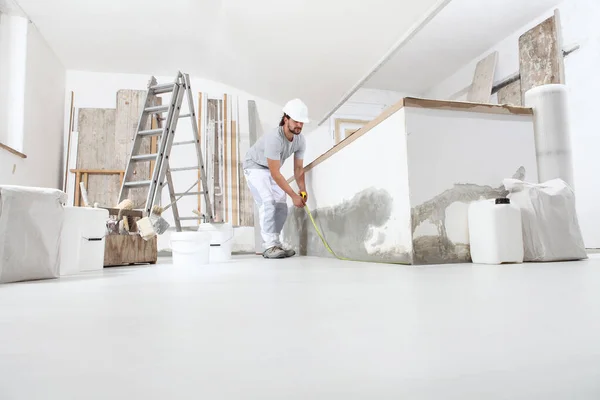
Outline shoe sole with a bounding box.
[262,252,287,259]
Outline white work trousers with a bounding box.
[244,168,288,250]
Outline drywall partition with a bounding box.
[282,102,414,264]
[0,21,65,188]
[283,98,538,265]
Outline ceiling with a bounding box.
[14,0,449,125]
[364,0,563,94]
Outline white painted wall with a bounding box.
[0,21,65,188]
[422,0,600,248]
[0,14,27,152]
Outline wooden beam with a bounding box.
[231,120,239,226]
[197,92,203,219]
[224,94,229,223]
[74,172,81,206]
[70,169,124,174]
[64,91,74,191]
[0,142,26,159]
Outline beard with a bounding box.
[288,122,302,134]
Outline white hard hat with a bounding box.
[282,98,309,123]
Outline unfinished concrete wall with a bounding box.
[405,104,538,264]
[283,98,538,265]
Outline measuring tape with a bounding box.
[300,191,349,261]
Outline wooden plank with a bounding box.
[197,92,203,217]
[518,13,564,102]
[467,51,498,103]
[208,99,224,222]
[231,120,239,226]
[76,108,117,207]
[101,207,144,217]
[104,235,157,267]
[498,79,523,106]
[403,97,533,115]
[224,94,229,223]
[240,100,260,227]
[0,142,26,158]
[70,169,124,174]
[63,91,75,191]
[115,90,152,209]
[74,172,81,206]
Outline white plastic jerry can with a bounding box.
[468,198,524,264]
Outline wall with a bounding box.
[0,14,27,152]
[0,21,65,188]
[422,0,600,248]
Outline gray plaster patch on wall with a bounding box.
[411,166,526,265]
[282,188,411,264]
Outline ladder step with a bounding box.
[173,140,196,146]
[124,180,152,188]
[174,191,207,197]
[139,128,164,137]
[145,105,170,113]
[131,154,157,162]
[170,166,198,172]
[179,114,192,119]
[179,217,203,221]
[150,83,175,94]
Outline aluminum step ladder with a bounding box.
[117,71,214,231]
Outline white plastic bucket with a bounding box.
[197,222,234,263]
[170,232,211,266]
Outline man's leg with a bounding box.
[244,168,286,258]
[269,175,295,257]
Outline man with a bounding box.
[243,98,309,259]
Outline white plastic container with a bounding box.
[60,206,109,275]
[197,222,234,263]
[468,198,524,264]
[170,232,211,266]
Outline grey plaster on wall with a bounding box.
[411,166,526,265]
[282,188,411,264]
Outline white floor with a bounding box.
[1,255,600,399]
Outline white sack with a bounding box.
[503,178,587,262]
[0,185,67,283]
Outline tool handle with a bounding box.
[300,191,307,200]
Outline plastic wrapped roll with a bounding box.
[524,84,575,189]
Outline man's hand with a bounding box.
[292,194,306,208]
[299,191,308,203]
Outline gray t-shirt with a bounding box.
[244,126,306,170]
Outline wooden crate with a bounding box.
[104,234,157,267]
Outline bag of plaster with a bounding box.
[503,178,587,262]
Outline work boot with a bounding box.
[282,247,296,257]
[263,246,286,259]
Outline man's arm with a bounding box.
[267,158,300,198]
[294,156,306,193]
